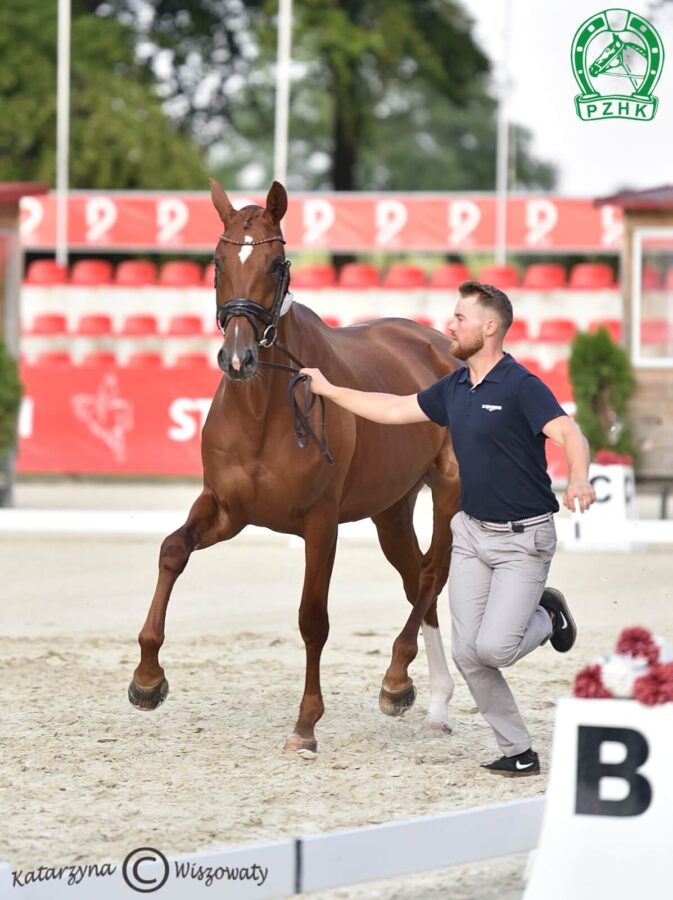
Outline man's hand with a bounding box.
[300,367,334,398]
[563,479,596,513]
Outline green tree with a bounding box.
[0,0,207,188]
[569,328,636,457]
[103,0,555,192]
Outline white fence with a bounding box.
[0,796,544,897]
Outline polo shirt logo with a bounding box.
[482,404,502,412]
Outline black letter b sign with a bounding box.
[576,725,652,816]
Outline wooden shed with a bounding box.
[596,185,673,478]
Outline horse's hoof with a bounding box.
[379,683,417,717]
[423,719,453,735]
[284,732,318,754]
[128,678,169,710]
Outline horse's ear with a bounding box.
[209,178,235,226]
[265,181,287,225]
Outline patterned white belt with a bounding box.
[470,512,553,533]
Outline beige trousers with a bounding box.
[448,510,556,756]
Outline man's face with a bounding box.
[446,294,488,360]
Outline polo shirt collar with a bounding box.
[457,352,514,385]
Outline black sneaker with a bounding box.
[540,587,577,652]
[481,748,540,777]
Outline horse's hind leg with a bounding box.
[128,490,239,710]
[373,490,454,731]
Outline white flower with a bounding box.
[654,635,673,664]
[601,653,649,698]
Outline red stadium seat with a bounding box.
[641,266,661,290]
[114,260,158,286]
[34,350,72,366]
[412,315,434,328]
[477,264,520,289]
[640,319,673,344]
[522,263,567,289]
[25,313,67,335]
[24,260,68,285]
[322,316,341,327]
[383,264,426,289]
[568,263,615,289]
[159,261,202,286]
[338,263,381,288]
[663,268,673,291]
[74,314,113,336]
[291,264,338,288]
[125,352,164,368]
[429,263,471,289]
[202,262,216,287]
[516,358,545,378]
[70,259,113,285]
[537,319,578,343]
[589,319,622,341]
[80,351,117,367]
[506,320,531,342]
[119,315,158,336]
[165,315,204,336]
[542,360,573,403]
[173,352,212,368]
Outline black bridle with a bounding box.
[215,233,334,465]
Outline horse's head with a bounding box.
[210,179,290,381]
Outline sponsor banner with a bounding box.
[19,193,623,252]
[16,364,569,479]
[16,366,222,475]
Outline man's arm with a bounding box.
[543,415,596,512]
[300,367,431,425]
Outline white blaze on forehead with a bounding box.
[238,235,254,264]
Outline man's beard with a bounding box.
[449,332,484,360]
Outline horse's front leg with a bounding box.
[285,507,338,755]
[128,490,238,710]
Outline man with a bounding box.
[301,281,596,777]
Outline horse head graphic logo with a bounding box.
[72,374,134,462]
[571,8,664,120]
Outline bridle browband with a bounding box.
[214,232,334,465]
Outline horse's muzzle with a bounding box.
[217,346,258,380]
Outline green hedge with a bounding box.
[0,340,22,459]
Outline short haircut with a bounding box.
[458,280,513,333]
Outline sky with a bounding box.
[463,0,673,195]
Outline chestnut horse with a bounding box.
[128,180,462,753]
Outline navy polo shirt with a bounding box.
[417,353,567,522]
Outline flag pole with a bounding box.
[495,0,512,266]
[273,0,293,186]
[56,0,71,267]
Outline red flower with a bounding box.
[574,664,613,699]
[594,450,634,466]
[615,626,660,665]
[633,663,673,705]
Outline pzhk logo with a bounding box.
[571,9,664,121]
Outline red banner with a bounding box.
[16,364,568,482]
[17,365,221,475]
[19,192,623,253]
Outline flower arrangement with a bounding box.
[574,627,673,705]
[593,449,634,466]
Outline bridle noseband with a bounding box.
[214,233,334,465]
[216,234,291,348]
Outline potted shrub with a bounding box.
[0,339,22,505]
